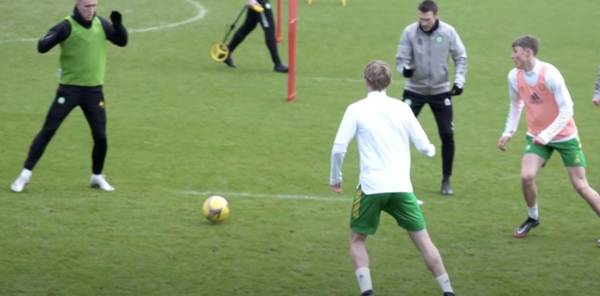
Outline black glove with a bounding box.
[450,83,463,96]
[110,11,122,26]
[402,66,414,78]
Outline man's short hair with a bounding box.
[418,0,438,14]
[364,60,391,91]
[512,35,539,55]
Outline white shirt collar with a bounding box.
[524,59,540,77]
[366,90,387,98]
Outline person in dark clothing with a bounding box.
[10,0,127,193]
[224,0,288,73]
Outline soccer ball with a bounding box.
[202,195,230,223]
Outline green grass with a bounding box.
[1,0,600,295]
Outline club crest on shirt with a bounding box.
[529,92,543,104]
[539,84,547,92]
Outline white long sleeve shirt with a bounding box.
[330,91,435,194]
[502,59,576,144]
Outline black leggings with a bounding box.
[227,0,282,65]
[24,85,108,174]
[403,90,454,179]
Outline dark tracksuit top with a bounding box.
[23,7,127,174]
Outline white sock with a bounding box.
[528,204,539,220]
[20,169,32,179]
[435,273,453,293]
[355,267,373,293]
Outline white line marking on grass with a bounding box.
[0,0,207,44]
[0,37,38,44]
[179,190,425,205]
[179,190,349,202]
[129,0,206,33]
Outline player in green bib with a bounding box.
[10,0,127,193]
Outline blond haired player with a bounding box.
[330,60,455,296]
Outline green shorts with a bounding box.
[524,136,587,167]
[350,187,426,235]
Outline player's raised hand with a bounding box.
[110,11,122,26]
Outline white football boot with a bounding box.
[90,174,115,192]
[10,169,32,193]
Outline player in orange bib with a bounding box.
[497,35,600,244]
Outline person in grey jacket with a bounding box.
[396,0,467,196]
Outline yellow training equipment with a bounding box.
[209,43,229,62]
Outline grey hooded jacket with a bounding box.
[396,20,467,96]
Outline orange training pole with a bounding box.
[276,0,282,43]
[287,0,297,102]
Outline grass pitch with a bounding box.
[1,0,600,295]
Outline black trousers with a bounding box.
[403,90,454,179]
[24,85,108,174]
[227,0,282,66]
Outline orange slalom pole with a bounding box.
[276,0,282,43]
[287,0,297,102]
